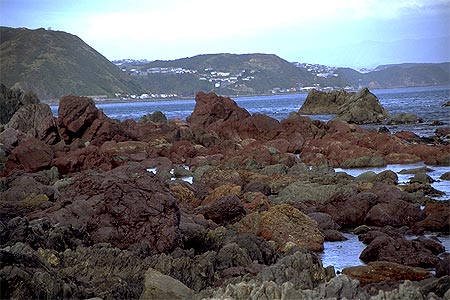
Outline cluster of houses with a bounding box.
[198,68,256,88]
[293,62,339,78]
[114,93,179,100]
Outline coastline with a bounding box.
[41,84,448,106]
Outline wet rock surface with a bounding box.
[1,88,449,299]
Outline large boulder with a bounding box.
[187,92,250,133]
[414,201,450,232]
[234,204,324,251]
[320,190,377,228]
[335,88,389,124]
[0,173,59,221]
[299,89,350,114]
[57,95,101,143]
[194,195,246,225]
[359,235,440,268]
[37,163,182,253]
[7,136,54,173]
[140,268,194,300]
[386,113,423,125]
[343,261,431,286]
[0,84,39,124]
[6,103,59,144]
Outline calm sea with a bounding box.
[50,85,450,138]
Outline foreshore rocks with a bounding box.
[1,87,449,299]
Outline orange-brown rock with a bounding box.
[343,261,431,286]
[234,203,324,252]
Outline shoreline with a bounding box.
[41,84,449,106]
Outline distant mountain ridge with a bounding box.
[0,27,141,100]
[0,26,448,99]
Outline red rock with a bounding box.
[187,92,250,132]
[9,136,54,172]
[52,145,115,174]
[57,96,100,143]
[394,131,419,140]
[320,190,377,228]
[414,202,450,232]
[37,163,182,253]
[194,195,246,225]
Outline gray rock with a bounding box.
[387,113,423,124]
[139,111,168,124]
[399,166,434,175]
[299,89,350,114]
[410,172,435,184]
[0,84,39,124]
[274,181,351,204]
[341,155,386,168]
[371,280,430,300]
[140,267,193,300]
[260,164,289,176]
[439,171,450,181]
[335,88,389,124]
[6,103,59,144]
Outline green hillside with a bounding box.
[0,27,141,100]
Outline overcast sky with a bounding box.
[1,0,449,68]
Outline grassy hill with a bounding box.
[0,27,141,100]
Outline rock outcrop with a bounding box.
[299,89,350,114]
[299,88,390,124]
[335,88,390,124]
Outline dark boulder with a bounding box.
[37,163,182,253]
[359,235,440,268]
[320,190,377,228]
[0,173,58,221]
[187,91,251,133]
[414,201,450,232]
[7,137,54,173]
[194,195,246,225]
[436,255,450,277]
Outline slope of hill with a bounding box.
[120,53,318,96]
[0,27,141,100]
[118,55,449,96]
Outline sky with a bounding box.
[1,0,449,68]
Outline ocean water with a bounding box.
[50,85,450,137]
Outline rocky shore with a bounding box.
[1,84,450,299]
